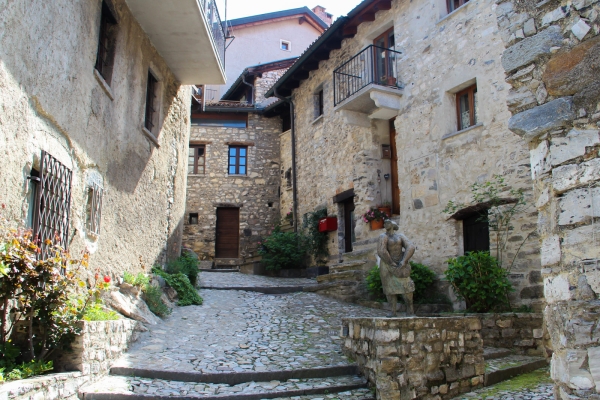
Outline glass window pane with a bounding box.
[474,90,479,125]
[240,148,246,156]
[239,166,246,174]
[229,157,236,165]
[188,148,195,157]
[198,166,204,174]
[239,157,246,166]
[188,166,194,174]
[198,156,204,164]
[198,147,204,156]
[229,148,236,156]
[459,93,470,130]
[229,166,235,174]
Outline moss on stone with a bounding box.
[472,368,551,398]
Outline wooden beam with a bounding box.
[343,25,357,38]
[374,0,392,11]
[313,51,330,61]
[358,12,375,22]
[284,80,301,90]
[292,70,310,81]
[324,40,342,50]
[302,62,320,71]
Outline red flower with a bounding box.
[95,273,99,281]
[103,275,111,283]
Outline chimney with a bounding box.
[311,5,333,26]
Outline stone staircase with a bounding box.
[305,238,378,303]
[79,366,374,399]
[483,347,548,387]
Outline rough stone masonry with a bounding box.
[493,0,600,397]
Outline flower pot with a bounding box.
[386,77,397,86]
[370,218,384,230]
[378,207,391,218]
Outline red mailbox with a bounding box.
[318,217,338,233]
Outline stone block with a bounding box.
[550,129,600,167]
[558,187,600,225]
[588,347,600,393]
[544,274,573,303]
[531,140,550,179]
[507,86,537,111]
[496,319,513,328]
[508,97,575,142]
[524,18,537,37]
[541,6,568,26]
[439,384,448,394]
[553,158,600,193]
[501,25,564,72]
[378,357,402,374]
[563,225,600,265]
[520,285,545,299]
[571,19,591,41]
[533,329,544,339]
[541,235,561,266]
[543,35,600,96]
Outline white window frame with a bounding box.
[280,39,291,52]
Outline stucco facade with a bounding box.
[0,0,220,280]
[276,0,541,308]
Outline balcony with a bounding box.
[333,45,403,121]
[126,0,226,85]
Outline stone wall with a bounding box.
[493,0,600,397]
[477,313,548,356]
[284,0,540,308]
[341,317,485,400]
[0,0,191,281]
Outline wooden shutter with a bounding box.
[215,207,240,258]
[463,214,490,253]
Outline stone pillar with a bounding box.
[494,1,600,398]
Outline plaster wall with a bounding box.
[284,0,540,307]
[0,0,191,280]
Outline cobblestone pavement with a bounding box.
[200,272,318,288]
[84,375,374,398]
[453,368,553,400]
[115,277,386,373]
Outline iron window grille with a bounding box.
[86,183,103,236]
[33,151,73,258]
[95,1,118,84]
[145,71,158,132]
[456,84,478,131]
[189,145,206,174]
[228,146,247,175]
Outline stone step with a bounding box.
[316,270,367,284]
[484,355,548,386]
[200,268,240,273]
[483,347,513,360]
[80,374,370,399]
[328,260,368,274]
[351,237,379,252]
[339,248,376,263]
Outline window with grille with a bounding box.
[456,84,478,131]
[33,151,73,257]
[145,71,158,132]
[447,0,470,13]
[86,183,103,236]
[189,145,206,174]
[95,1,118,84]
[228,146,247,175]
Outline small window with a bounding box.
[189,213,199,225]
[280,40,291,51]
[26,169,40,229]
[317,89,324,117]
[86,183,103,236]
[456,84,478,131]
[228,146,247,175]
[189,145,206,174]
[95,1,118,84]
[447,0,470,13]
[284,168,292,188]
[463,214,489,253]
[145,70,159,132]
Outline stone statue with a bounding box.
[377,220,416,317]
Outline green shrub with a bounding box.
[82,303,119,321]
[123,271,150,287]
[166,254,199,287]
[152,268,203,306]
[143,284,172,317]
[258,226,308,271]
[445,251,513,313]
[0,360,53,382]
[365,263,445,304]
[302,209,329,262]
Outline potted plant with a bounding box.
[361,207,388,230]
[378,201,392,218]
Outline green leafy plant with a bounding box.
[366,265,386,302]
[166,253,199,287]
[443,175,530,269]
[1,360,53,381]
[82,303,119,321]
[302,208,329,263]
[152,268,203,306]
[258,225,308,271]
[142,284,172,317]
[366,263,443,304]
[410,262,435,299]
[445,251,513,313]
[123,271,150,287]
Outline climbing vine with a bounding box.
[302,208,329,264]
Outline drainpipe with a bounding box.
[274,88,298,233]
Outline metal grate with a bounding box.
[87,183,103,236]
[34,151,73,257]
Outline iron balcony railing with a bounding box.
[199,0,225,69]
[333,45,402,106]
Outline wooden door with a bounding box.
[343,198,355,253]
[215,207,240,258]
[463,214,490,253]
[389,120,400,215]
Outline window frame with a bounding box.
[280,40,291,51]
[189,144,206,175]
[86,182,103,237]
[317,88,324,117]
[95,1,118,84]
[447,0,469,13]
[455,84,477,131]
[228,146,248,175]
[145,70,159,132]
[189,213,199,225]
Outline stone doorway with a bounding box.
[215,207,240,258]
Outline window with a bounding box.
[280,40,291,51]
[463,213,489,253]
[456,84,478,131]
[86,183,103,236]
[26,169,40,228]
[145,70,158,132]
[228,146,247,175]
[189,213,199,224]
[447,0,470,13]
[189,145,206,174]
[95,1,117,84]
[373,28,396,85]
[317,89,324,117]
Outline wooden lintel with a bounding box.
[293,71,310,80]
[343,25,357,38]
[189,140,212,145]
[359,12,375,22]
[313,51,330,61]
[225,141,255,146]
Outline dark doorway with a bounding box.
[342,198,355,253]
[389,119,400,215]
[215,207,240,258]
[463,214,490,253]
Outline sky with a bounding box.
[218,0,361,21]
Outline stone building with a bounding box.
[182,59,294,267]
[0,0,226,278]
[266,0,542,308]
[493,0,600,397]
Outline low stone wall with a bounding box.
[341,317,485,400]
[1,319,141,400]
[477,313,548,356]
